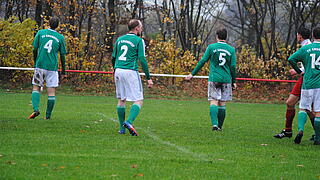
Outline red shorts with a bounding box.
[290,76,303,97]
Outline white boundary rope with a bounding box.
[0,66,299,82]
[0,67,35,71]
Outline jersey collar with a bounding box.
[48,28,57,32]
[127,32,136,36]
[301,39,311,46]
[217,41,226,44]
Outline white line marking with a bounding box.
[97,113,210,162]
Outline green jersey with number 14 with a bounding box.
[192,41,236,83]
[33,29,67,71]
[289,41,320,89]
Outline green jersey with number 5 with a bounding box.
[112,33,146,71]
[32,29,67,71]
[192,41,236,83]
[289,41,320,89]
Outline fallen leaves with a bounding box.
[6,161,16,165]
[133,173,144,177]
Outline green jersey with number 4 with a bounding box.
[192,41,236,83]
[33,29,67,71]
[289,41,320,89]
[112,33,150,79]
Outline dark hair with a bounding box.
[313,27,320,39]
[216,28,227,40]
[49,17,59,29]
[297,27,310,39]
[128,19,141,31]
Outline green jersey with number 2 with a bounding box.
[112,33,146,71]
[33,29,67,71]
[289,41,320,89]
[192,41,236,83]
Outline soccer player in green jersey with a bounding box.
[28,17,67,120]
[273,27,315,139]
[112,19,153,136]
[186,28,237,131]
[288,27,320,145]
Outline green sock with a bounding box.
[218,106,226,128]
[126,104,141,125]
[31,90,40,111]
[46,96,55,119]
[117,106,126,131]
[314,117,320,141]
[210,105,219,126]
[297,111,307,132]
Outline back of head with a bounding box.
[216,28,227,40]
[298,27,310,40]
[313,27,320,39]
[128,19,141,31]
[49,17,59,30]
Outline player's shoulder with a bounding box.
[51,31,65,43]
[212,42,235,50]
[36,29,46,35]
[47,29,65,38]
[117,33,143,45]
[299,43,312,51]
[117,33,138,41]
[55,31,65,40]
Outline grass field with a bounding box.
[0,92,319,179]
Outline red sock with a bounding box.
[285,109,295,131]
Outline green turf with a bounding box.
[0,92,319,179]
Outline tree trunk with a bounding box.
[106,0,116,53]
[154,0,164,35]
[68,0,76,37]
[180,0,187,50]
[236,0,245,45]
[85,0,96,56]
[5,0,13,20]
[132,0,139,19]
[44,0,53,20]
[35,0,42,27]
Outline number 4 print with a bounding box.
[44,40,53,53]
[310,53,320,69]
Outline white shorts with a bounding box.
[115,68,143,102]
[32,68,59,87]
[300,88,320,112]
[208,82,232,101]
